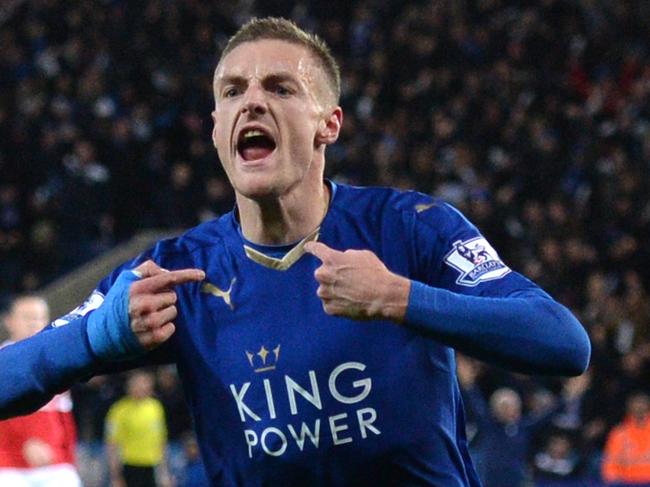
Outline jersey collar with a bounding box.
[233,181,337,271]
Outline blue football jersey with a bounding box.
[85,182,545,486]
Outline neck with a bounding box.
[237,178,329,245]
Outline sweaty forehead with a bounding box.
[217,41,314,78]
[214,40,330,102]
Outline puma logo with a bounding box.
[201,278,236,310]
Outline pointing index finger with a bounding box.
[304,241,340,263]
[132,268,206,293]
[132,259,168,279]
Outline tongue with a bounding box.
[242,146,273,161]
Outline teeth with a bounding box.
[243,129,265,139]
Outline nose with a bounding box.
[241,84,267,116]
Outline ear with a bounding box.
[211,110,218,149]
[315,106,343,146]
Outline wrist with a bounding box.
[379,274,411,323]
[86,270,143,360]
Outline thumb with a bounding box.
[304,241,340,263]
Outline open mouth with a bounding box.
[237,128,277,162]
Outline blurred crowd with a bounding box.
[1,0,649,485]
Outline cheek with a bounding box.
[213,129,234,160]
[286,113,319,146]
[212,126,231,165]
[285,125,315,158]
[214,124,228,143]
[212,106,232,139]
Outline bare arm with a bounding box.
[106,441,126,487]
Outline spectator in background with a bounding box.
[457,355,588,487]
[0,295,81,487]
[0,184,24,300]
[105,370,172,487]
[175,432,209,487]
[155,366,192,444]
[533,433,584,485]
[601,392,650,485]
[57,139,113,268]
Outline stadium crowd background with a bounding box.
[1,0,649,485]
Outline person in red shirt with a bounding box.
[0,295,82,486]
[602,392,650,485]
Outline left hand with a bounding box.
[304,242,410,322]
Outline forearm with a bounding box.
[107,442,124,482]
[158,453,173,487]
[404,281,591,376]
[0,317,97,419]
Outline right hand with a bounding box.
[128,260,205,350]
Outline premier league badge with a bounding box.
[444,237,510,287]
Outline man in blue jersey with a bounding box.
[0,17,590,486]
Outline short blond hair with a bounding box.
[219,17,341,104]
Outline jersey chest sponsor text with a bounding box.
[229,361,381,459]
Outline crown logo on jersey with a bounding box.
[245,345,281,373]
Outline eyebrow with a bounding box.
[215,71,301,86]
[214,75,247,87]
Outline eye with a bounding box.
[274,85,292,97]
[223,86,240,98]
